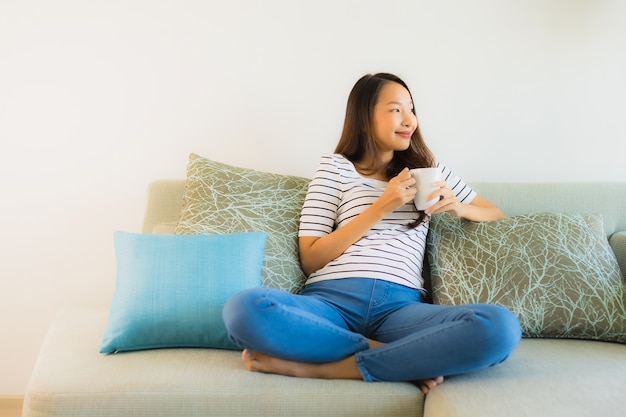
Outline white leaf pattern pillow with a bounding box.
[427,212,626,343]
[175,154,310,293]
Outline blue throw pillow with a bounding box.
[100,231,266,353]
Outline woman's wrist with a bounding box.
[457,203,506,222]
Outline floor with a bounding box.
[0,400,22,417]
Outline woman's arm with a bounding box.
[299,168,417,276]
[425,182,505,222]
[298,204,384,276]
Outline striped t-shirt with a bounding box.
[298,154,476,290]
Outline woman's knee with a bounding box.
[222,287,269,340]
[473,304,522,357]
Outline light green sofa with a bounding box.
[22,172,626,417]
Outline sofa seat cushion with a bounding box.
[425,338,626,417]
[23,308,423,417]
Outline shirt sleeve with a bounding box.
[438,163,477,204]
[298,155,343,237]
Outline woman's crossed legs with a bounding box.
[222,279,521,394]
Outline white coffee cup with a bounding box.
[410,167,442,210]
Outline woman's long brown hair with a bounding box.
[334,73,436,227]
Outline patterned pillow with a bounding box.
[175,154,310,293]
[427,212,626,343]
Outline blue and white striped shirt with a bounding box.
[298,154,476,290]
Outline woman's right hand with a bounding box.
[373,168,416,216]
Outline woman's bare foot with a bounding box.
[241,349,362,380]
[415,376,444,394]
[241,340,444,393]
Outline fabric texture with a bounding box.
[427,212,626,343]
[175,153,310,293]
[100,231,266,353]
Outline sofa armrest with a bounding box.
[609,231,626,279]
[151,221,177,234]
[142,180,186,233]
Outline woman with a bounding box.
[223,73,521,394]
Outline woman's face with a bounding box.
[371,82,417,160]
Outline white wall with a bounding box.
[1,0,625,395]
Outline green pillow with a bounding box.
[175,153,310,293]
[427,212,626,343]
[100,231,266,353]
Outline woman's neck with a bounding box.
[354,152,392,181]
[354,161,387,181]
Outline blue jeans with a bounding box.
[222,278,521,382]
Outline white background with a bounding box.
[1,0,625,394]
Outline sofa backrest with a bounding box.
[142,180,626,276]
[470,182,626,236]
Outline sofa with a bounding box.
[22,154,626,417]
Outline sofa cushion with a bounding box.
[427,212,626,343]
[27,308,424,417]
[100,231,266,353]
[424,338,626,417]
[175,153,310,293]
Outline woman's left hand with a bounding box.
[423,181,507,222]
[423,181,465,218]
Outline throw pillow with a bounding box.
[175,153,310,293]
[100,231,266,353]
[427,212,626,343]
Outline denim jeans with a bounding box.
[222,278,521,382]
